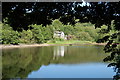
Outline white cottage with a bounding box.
[53,30,65,39]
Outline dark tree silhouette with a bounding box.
[2,2,120,30]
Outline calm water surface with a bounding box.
[2,45,115,78]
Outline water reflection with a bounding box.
[53,46,65,60]
[2,45,114,79]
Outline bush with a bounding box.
[63,25,74,35]
[76,32,93,41]
[2,24,20,45]
[50,40,56,43]
[19,30,33,43]
[54,38,64,41]
[30,24,45,43]
[52,19,64,31]
[41,25,53,42]
[84,27,98,41]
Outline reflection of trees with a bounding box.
[2,45,107,79]
[52,45,107,64]
[2,47,53,79]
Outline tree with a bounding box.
[2,2,120,31]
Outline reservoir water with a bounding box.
[2,45,115,78]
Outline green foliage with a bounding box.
[63,25,74,35]
[1,24,20,45]
[52,19,64,31]
[30,24,45,43]
[76,32,93,41]
[54,38,64,41]
[41,25,53,41]
[84,27,98,41]
[1,19,105,44]
[73,23,99,41]
[19,30,33,43]
[74,23,85,32]
[97,20,120,43]
[49,38,65,43]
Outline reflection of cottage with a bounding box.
[53,46,65,60]
[53,30,65,39]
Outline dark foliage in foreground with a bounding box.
[2,2,120,31]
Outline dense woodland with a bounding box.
[1,2,120,79]
[1,19,119,44]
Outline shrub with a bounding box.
[76,32,93,41]
[84,27,98,41]
[30,24,45,43]
[1,24,20,44]
[19,30,33,43]
[2,28,20,44]
[63,25,74,35]
[54,38,64,41]
[52,19,64,31]
[41,25,53,42]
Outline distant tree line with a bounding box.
[0,19,104,44]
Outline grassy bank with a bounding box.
[47,40,93,44]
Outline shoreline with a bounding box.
[0,42,107,49]
[0,43,56,49]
